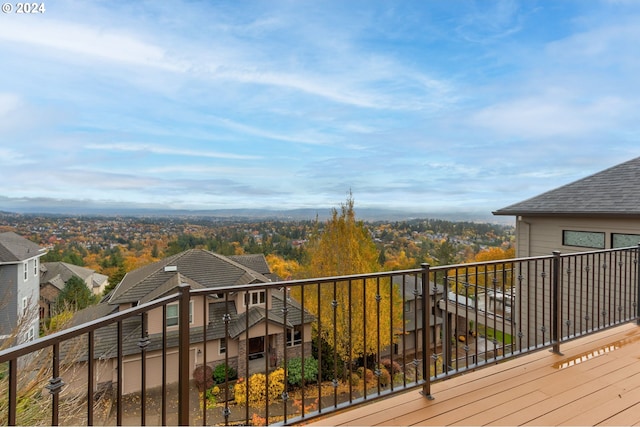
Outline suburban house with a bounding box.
[493,156,640,342]
[391,275,444,356]
[39,261,109,319]
[493,156,640,257]
[0,231,47,345]
[71,249,314,394]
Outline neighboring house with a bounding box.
[71,249,314,394]
[493,156,640,257]
[493,156,640,343]
[39,261,109,319]
[391,275,444,356]
[0,231,47,345]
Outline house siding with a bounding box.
[516,216,640,258]
[0,264,18,337]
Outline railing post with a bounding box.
[420,263,434,399]
[178,284,191,426]
[637,244,640,326]
[552,251,562,354]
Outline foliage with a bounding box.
[251,413,266,426]
[234,374,265,406]
[212,362,237,384]
[266,253,301,280]
[357,367,374,383]
[295,194,403,361]
[234,369,286,406]
[55,276,97,313]
[449,246,516,297]
[312,334,344,381]
[285,356,318,387]
[46,310,74,333]
[199,387,217,410]
[380,358,402,375]
[268,368,286,401]
[193,365,214,392]
[377,366,391,387]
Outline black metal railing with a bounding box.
[0,246,638,425]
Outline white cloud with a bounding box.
[85,143,261,160]
[0,19,186,72]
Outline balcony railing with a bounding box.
[1,246,638,425]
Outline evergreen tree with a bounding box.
[56,276,97,313]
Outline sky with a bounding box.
[1,0,639,217]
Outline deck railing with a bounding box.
[0,246,638,425]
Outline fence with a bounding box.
[0,246,638,425]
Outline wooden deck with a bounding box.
[309,322,640,426]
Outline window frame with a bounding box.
[244,290,266,307]
[23,262,28,281]
[287,325,303,347]
[611,233,640,249]
[562,230,605,249]
[166,301,193,327]
[22,297,28,317]
[219,337,226,355]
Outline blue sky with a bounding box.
[1,0,639,216]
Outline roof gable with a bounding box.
[109,249,272,304]
[494,156,640,216]
[0,232,44,262]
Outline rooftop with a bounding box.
[494,156,640,217]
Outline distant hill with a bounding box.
[0,196,513,224]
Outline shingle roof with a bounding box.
[41,262,97,290]
[229,254,282,281]
[493,156,640,217]
[108,249,272,304]
[0,231,44,262]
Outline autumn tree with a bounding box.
[265,254,300,280]
[449,246,516,297]
[295,194,403,362]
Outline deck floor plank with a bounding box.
[306,322,640,426]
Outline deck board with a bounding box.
[307,322,640,426]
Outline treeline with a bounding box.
[28,214,513,295]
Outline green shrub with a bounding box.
[213,362,237,384]
[285,356,319,387]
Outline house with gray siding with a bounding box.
[0,231,47,345]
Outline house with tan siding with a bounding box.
[493,156,640,344]
[71,249,313,394]
[493,156,640,257]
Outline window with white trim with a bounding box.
[219,337,226,354]
[22,297,28,317]
[26,326,35,342]
[23,262,28,281]
[34,259,38,276]
[287,325,303,347]
[244,290,266,307]
[166,301,193,327]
